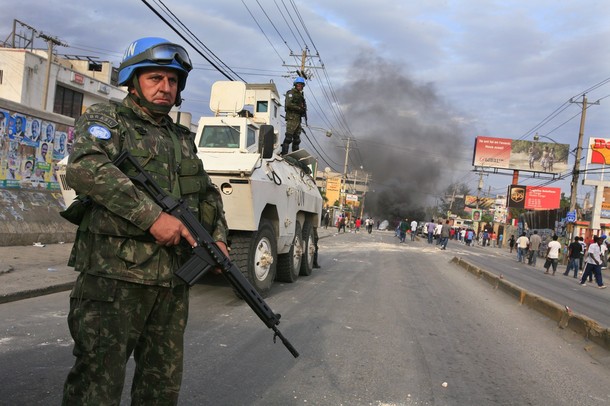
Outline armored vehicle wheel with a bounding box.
[276,221,303,283]
[299,221,314,276]
[230,220,277,297]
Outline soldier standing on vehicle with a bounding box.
[61,37,229,405]
[280,77,307,155]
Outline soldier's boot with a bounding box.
[313,251,320,268]
[280,133,293,155]
[292,142,300,152]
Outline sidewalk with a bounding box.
[0,242,76,303]
[0,227,340,304]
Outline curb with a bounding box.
[0,233,338,304]
[450,256,610,352]
[0,282,74,305]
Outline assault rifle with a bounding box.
[113,150,299,358]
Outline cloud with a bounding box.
[3,0,609,205]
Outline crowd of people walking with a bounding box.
[510,230,607,289]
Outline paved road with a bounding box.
[2,230,610,405]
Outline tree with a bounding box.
[438,182,470,218]
[559,192,570,210]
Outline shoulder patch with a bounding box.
[84,113,119,128]
[88,125,112,140]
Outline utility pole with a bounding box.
[447,186,457,218]
[339,137,351,211]
[39,33,66,111]
[569,94,599,214]
[567,95,600,239]
[4,19,37,49]
[283,47,322,79]
[359,172,370,218]
[476,172,485,210]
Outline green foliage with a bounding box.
[439,182,471,218]
[560,192,570,209]
[481,213,494,223]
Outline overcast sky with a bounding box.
[2,0,609,206]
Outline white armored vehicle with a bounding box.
[57,81,322,296]
[195,81,322,296]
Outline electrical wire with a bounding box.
[243,0,286,64]
[141,0,240,81]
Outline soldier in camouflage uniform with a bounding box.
[280,77,307,155]
[61,37,229,405]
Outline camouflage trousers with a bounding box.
[281,116,302,153]
[62,273,189,406]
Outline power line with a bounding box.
[280,0,307,48]
[141,0,240,81]
[274,0,301,51]
[243,0,286,64]
[153,0,246,81]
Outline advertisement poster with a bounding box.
[507,185,526,209]
[601,187,610,219]
[507,185,561,210]
[324,177,341,205]
[464,195,495,209]
[0,109,73,190]
[473,136,570,174]
[472,137,512,169]
[471,209,482,221]
[589,138,610,165]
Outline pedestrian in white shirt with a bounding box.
[543,235,562,275]
[580,236,607,288]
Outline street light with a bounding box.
[533,133,560,144]
[306,125,332,137]
[533,132,580,158]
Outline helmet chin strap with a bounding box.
[130,76,174,117]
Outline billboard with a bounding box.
[464,195,495,209]
[589,138,610,165]
[345,193,359,203]
[324,177,341,206]
[507,185,561,210]
[326,177,341,192]
[473,136,570,174]
[601,187,610,219]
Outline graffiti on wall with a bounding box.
[0,109,74,190]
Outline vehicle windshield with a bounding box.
[199,125,240,148]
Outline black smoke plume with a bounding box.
[336,53,469,221]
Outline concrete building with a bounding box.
[0,47,126,116]
[0,45,127,245]
[315,168,369,222]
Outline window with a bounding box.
[53,85,83,119]
[257,101,268,113]
[247,126,256,147]
[88,62,102,72]
[199,125,240,148]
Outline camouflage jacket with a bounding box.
[284,88,306,118]
[66,96,228,286]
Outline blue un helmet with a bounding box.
[293,76,306,86]
[118,37,192,92]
